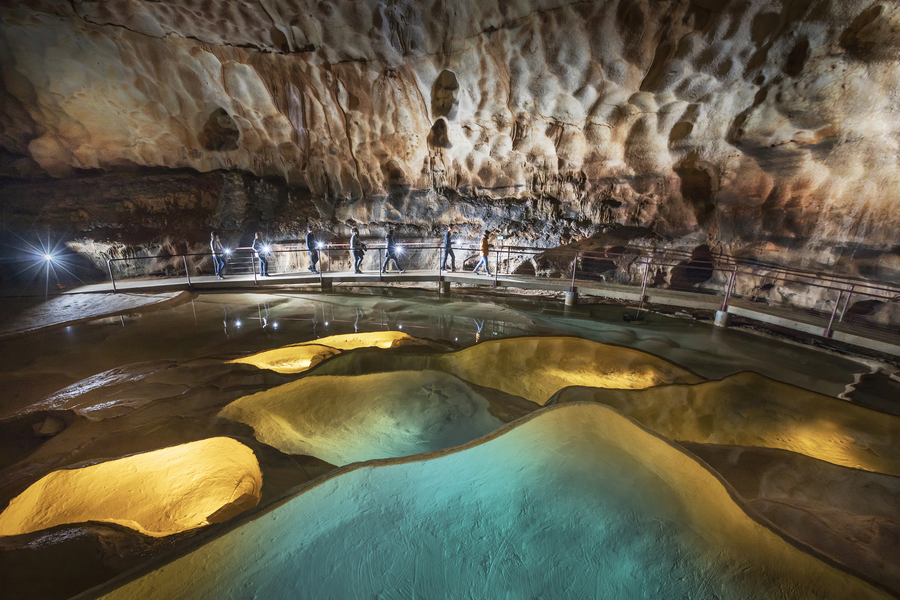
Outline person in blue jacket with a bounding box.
[441,224,456,271]
[210,231,226,279]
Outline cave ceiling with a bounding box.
[1,0,899,269]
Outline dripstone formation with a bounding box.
[2,0,899,284]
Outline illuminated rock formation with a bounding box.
[311,335,704,404]
[228,331,442,373]
[94,404,889,599]
[551,371,900,475]
[2,1,900,282]
[0,437,262,538]
[220,370,504,465]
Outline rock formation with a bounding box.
[2,0,900,284]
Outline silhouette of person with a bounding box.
[306,226,319,274]
[382,228,404,273]
[350,227,366,273]
[210,231,226,279]
[442,224,456,271]
[252,231,270,276]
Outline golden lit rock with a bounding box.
[228,331,439,374]
[0,437,262,538]
[313,336,704,405]
[553,371,900,475]
[432,337,703,404]
[95,404,890,599]
[228,343,341,374]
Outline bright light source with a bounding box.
[225,249,232,255]
[43,253,53,261]
[263,245,271,253]
[398,325,403,329]
[396,246,404,254]
[324,321,329,326]
[272,322,278,329]
[316,243,324,249]
[235,320,242,328]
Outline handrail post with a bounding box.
[107,259,118,293]
[720,266,736,312]
[379,248,383,282]
[494,248,499,287]
[638,257,651,311]
[252,253,258,285]
[570,252,578,292]
[839,285,854,323]
[824,290,843,338]
[183,255,191,288]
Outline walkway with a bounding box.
[65,268,900,358]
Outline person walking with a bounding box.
[306,226,319,274]
[252,231,270,277]
[473,230,491,275]
[350,227,366,273]
[381,228,404,274]
[441,224,456,271]
[210,231,226,279]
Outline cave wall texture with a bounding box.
[1,0,899,281]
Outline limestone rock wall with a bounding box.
[2,0,900,282]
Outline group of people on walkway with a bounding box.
[209,231,272,279]
[209,225,493,278]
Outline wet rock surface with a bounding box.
[0,292,897,599]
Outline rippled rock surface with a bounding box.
[2,1,900,284]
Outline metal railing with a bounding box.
[102,242,900,346]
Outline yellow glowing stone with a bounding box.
[555,371,900,475]
[432,337,704,404]
[229,343,341,374]
[0,437,262,538]
[229,332,432,373]
[296,331,430,350]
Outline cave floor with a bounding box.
[1,290,898,600]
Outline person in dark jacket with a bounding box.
[381,228,404,274]
[441,224,456,271]
[350,227,366,273]
[473,230,491,275]
[210,231,226,279]
[252,231,270,276]
[306,226,319,274]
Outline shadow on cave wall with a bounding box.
[669,245,714,290]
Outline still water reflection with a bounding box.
[0,291,869,419]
